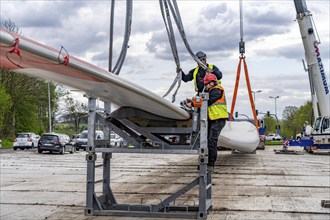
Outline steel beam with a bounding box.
[85,96,212,219]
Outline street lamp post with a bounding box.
[269,95,279,118]
[252,90,262,105]
[269,95,280,134]
[48,82,52,133]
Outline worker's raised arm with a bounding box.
[211,65,222,80]
[181,68,194,82]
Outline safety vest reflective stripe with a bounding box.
[193,64,220,92]
[208,84,228,120]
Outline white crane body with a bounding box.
[293,0,330,152]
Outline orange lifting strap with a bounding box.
[229,56,259,132]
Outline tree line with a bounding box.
[0,69,60,137]
[0,68,89,138]
[263,102,313,139]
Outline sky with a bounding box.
[1,0,329,120]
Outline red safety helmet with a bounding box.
[203,74,217,85]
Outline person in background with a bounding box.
[181,51,223,94]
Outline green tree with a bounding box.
[281,106,299,139]
[33,82,64,133]
[263,115,277,134]
[280,101,313,139]
[296,101,313,125]
[62,95,88,132]
[0,84,11,136]
[0,70,50,135]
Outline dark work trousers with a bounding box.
[207,119,226,166]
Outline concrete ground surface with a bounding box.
[0,146,329,220]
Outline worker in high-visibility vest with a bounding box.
[203,73,227,171]
[181,51,223,94]
[184,73,227,171]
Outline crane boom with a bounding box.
[293,0,330,117]
[292,0,330,153]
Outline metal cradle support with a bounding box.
[85,93,212,219]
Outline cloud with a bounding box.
[256,43,305,60]
[0,0,328,120]
[142,1,296,63]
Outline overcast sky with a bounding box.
[1,0,329,120]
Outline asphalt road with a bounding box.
[1,146,329,220]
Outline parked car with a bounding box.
[13,132,40,150]
[71,134,80,146]
[111,133,128,147]
[60,134,76,153]
[265,133,282,141]
[37,133,74,154]
[75,130,104,151]
[61,134,71,144]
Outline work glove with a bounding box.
[185,98,193,108]
[185,102,192,108]
[180,98,193,109]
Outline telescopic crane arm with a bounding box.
[293,0,330,117]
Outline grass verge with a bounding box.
[0,138,13,149]
[265,140,283,145]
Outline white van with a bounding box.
[75,130,104,151]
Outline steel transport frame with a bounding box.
[85,93,213,219]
